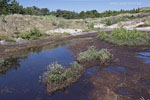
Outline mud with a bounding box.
[69,37,150,100]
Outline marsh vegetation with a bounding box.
[77,46,112,64]
[97,28,149,46]
[41,62,83,93]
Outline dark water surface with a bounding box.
[0,40,93,100]
[137,52,150,64]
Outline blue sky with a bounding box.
[17,0,150,12]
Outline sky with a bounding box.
[17,0,150,12]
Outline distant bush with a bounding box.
[97,28,149,46]
[88,23,94,30]
[77,46,111,64]
[17,28,43,40]
[97,31,107,40]
[111,28,148,40]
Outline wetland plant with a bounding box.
[41,62,83,92]
[97,28,149,46]
[77,46,111,64]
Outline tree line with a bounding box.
[0,0,140,19]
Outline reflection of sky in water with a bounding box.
[137,52,150,64]
[0,45,74,100]
[102,66,128,74]
[85,66,100,77]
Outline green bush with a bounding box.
[88,22,94,30]
[97,31,107,40]
[111,28,148,40]
[97,28,149,46]
[99,49,111,64]
[77,46,112,63]
[106,20,112,26]
[71,62,83,73]
[43,62,83,85]
[77,46,100,62]
[17,28,43,40]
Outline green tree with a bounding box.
[0,0,11,15]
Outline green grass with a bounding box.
[16,28,43,40]
[97,28,149,46]
[77,46,111,64]
[42,62,83,85]
[0,34,15,42]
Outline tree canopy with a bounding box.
[0,0,140,19]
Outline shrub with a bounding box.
[97,28,149,46]
[71,62,83,73]
[97,31,107,40]
[106,20,112,26]
[88,22,94,30]
[42,62,83,86]
[77,46,100,62]
[44,62,66,84]
[77,46,112,63]
[17,28,43,40]
[111,28,148,41]
[99,49,111,64]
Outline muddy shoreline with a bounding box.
[0,31,98,56]
[0,30,150,100]
[69,36,150,100]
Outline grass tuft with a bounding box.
[77,46,111,64]
[97,28,149,46]
[41,62,83,92]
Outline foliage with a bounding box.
[111,28,148,41]
[17,28,43,40]
[0,0,141,19]
[97,31,107,40]
[97,28,149,46]
[71,62,83,73]
[99,49,111,64]
[88,22,94,30]
[42,62,83,85]
[77,46,111,63]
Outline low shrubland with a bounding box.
[41,62,83,93]
[16,28,44,40]
[0,34,15,42]
[77,46,111,64]
[97,28,149,46]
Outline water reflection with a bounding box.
[137,52,150,64]
[0,41,69,76]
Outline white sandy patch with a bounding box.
[0,40,6,45]
[15,38,27,43]
[94,24,105,29]
[46,28,83,36]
